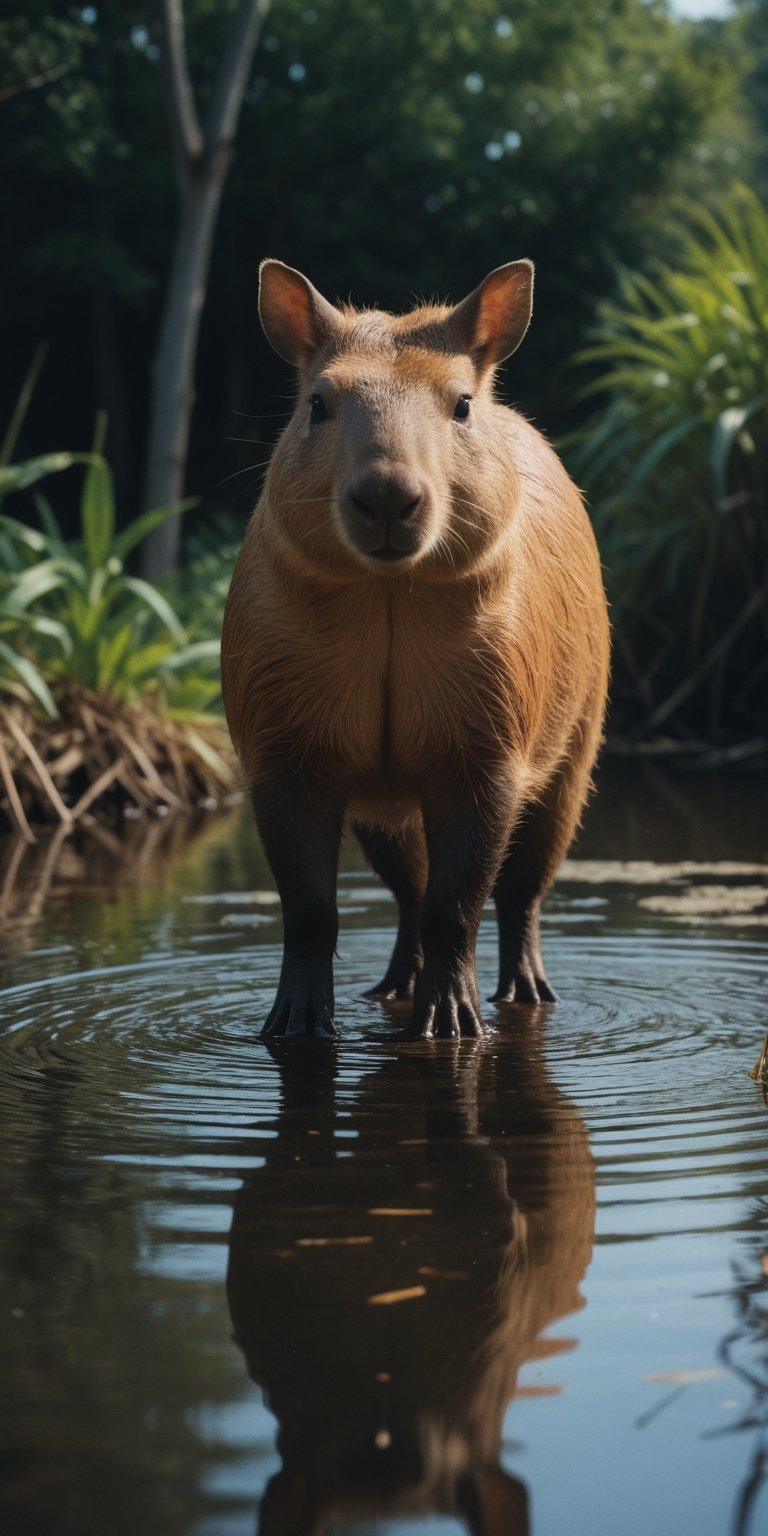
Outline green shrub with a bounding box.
[0,419,220,716]
[572,185,768,733]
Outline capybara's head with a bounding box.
[258,260,534,580]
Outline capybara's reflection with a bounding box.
[227,1017,595,1535]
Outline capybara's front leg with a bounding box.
[252,777,343,1039]
[353,821,428,999]
[410,781,515,1040]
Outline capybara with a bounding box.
[221,259,609,1039]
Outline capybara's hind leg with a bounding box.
[492,727,598,1005]
[492,869,555,1004]
[353,819,428,999]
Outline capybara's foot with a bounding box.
[364,957,422,1002]
[261,976,336,1039]
[490,949,557,1006]
[408,967,485,1040]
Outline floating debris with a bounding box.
[561,859,768,884]
[418,1265,469,1280]
[367,1285,427,1306]
[295,1236,374,1247]
[368,1207,433,1217]
[642,1369,725,1384]
[640,886,768,921]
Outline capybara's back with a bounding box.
[222,259,609,1041]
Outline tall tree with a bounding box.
[141,0,269,578]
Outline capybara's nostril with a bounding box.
[345,467,424,528]
[349,493,378,521]
[398,493,422,522]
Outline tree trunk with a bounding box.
[141,0,269,581]
[92,289,132,525]
[141,157,228,577]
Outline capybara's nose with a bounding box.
[346,466,424,526]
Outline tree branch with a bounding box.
[0,63,69,104]
[158,0,204,168]
[204,0,270,156]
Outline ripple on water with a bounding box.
[1,837,767,1536]
[0,923,763,1153]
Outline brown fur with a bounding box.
[221,260,609,1034]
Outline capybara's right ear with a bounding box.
[259,260,341,367]
[449,260,534,371]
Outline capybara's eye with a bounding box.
[453,394,471,421]
[309,393,329,425]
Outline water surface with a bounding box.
[1,767,767,1536]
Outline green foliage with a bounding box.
[0,356,78,714]
[0,0,751,503]
[0,591,60,720]
[0,0,764,737]
[0,433,220,714]
[169,511,241,645]
[572,184,768,729]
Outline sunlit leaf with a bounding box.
[0,640,58,718]
[710,399,765,509]
[121,577,187,643]
[113,499,198,561]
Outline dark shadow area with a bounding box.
[227,1016,595,1534]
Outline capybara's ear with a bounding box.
[259,260,342,367]
[447,260,534,371]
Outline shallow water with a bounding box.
[1,767,767,1536]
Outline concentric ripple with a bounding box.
[1,818,767,1536]
[0,913,765,1163]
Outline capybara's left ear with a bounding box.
[446,260,534,371]
[259,260,342,367]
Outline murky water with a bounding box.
[1,767,767,1536]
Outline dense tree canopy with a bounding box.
[0,0,755,533]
